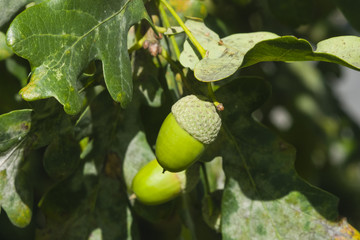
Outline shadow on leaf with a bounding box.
[216,76,340,238]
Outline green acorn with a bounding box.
[131,159,186,205]
[155,95,222,172]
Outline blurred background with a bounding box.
[1,0,360,238]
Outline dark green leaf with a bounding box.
[0,101,83,228]
[28,100,75,149]
[36,88,148,239]
[43,134,81,180]
[132,199,178,224]
[0,109,31,152]
[7,0,152,114]
[179,20,360,82]
[88,90,144,159]
[217,78,357,239]
[37,168,138,240]
[0,109,33,228]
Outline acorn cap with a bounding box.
[171,95,221,144]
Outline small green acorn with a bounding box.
[155,95,222,172]
[131,159,186,205]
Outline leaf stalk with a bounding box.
[207,83,223,110]
[159,4,181,59]
[160,0,206,58]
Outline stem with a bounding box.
[201,162,211,196]
[201,162,214,215]
[155,25,167,33]
[160,48,184,98]
[181,194,198,240]
[128,24,166,54]
[207,83,223,110]
[160,0,206,58]
[128,34,147,54]
[159,5,181,60]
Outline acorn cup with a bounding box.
[155,95,222,172]
[131,159,187,205]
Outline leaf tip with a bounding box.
[116,91,131,108]
[19,83,40,101]
[5,28,16,47]
[63,101,82,115]
[6,205,32,228]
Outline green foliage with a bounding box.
[180,20,360,82]
[218,79,341,239]
[1,0,360,239]
[6,0,152,114]
[0,110,33,228]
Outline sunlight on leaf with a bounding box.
[0,109,33,228]
[88,228,102,240]
[179,20,360,82]
[7,0,152,114]
[216,78,357,239]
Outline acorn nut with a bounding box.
[131,159,186,205]
[155,95,222,172]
